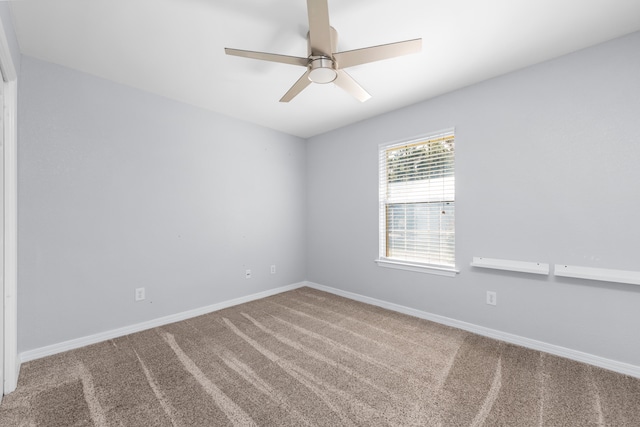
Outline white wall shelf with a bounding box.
[471,257,550,275]
[554,265,640,286]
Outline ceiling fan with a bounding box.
[225,0,422,103]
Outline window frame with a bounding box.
[376,129,459,277]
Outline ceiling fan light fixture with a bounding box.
[308,57,337,84]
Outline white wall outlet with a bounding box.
[486,291,497,306]
[135,287,145,302]
[245,269,252,279]
[270,265,276,274]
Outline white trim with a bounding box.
[471,257,549,275]
[375,258,458,277]
[378,127,456,151]
[378,128,456,271]
[555,264,640,286]
[19,283,306,363]
[3,81,17,394]
[303,281,640,379]
[0,16,18,395]
[19,280,640,379]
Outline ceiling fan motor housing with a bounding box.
[308,57,337,84]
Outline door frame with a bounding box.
[0,17,18,395]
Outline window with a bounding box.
[377,130,456,275]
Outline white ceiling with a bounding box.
[9,0,640,138]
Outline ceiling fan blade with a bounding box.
[225,48,308,67]
[334,70,371,102]
[307,0,332,56]
[334,38,422,69]
[280,70,313,102]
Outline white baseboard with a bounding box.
[20,283,306,364]
[303,281,640,379]
[20,280,640,379]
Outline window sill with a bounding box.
[375,258,459,277]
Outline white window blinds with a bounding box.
[379,130,455,268]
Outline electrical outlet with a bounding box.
[486,291,497,306]
[135,287,145,302]
[270,265,276,274]
[245,269,252,279]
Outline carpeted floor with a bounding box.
[1,287,639,426]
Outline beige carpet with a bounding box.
[1,287,639,426]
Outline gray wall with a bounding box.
[18,56,307,353]
[15,28,640,368]
[307,32,640,366]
